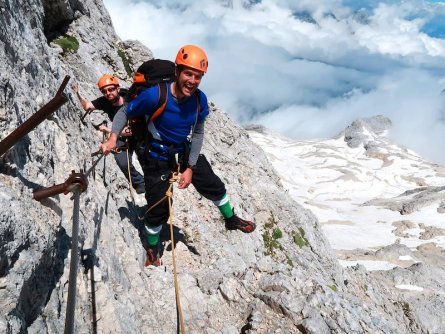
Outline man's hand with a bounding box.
[72,83,95,111]
[178,168,193,189]
[120,125,133,137]
[98,124,111,134]
[100,133,118,155]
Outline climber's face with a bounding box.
[101,85,120,103]
[176,67,203,99]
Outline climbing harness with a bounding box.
[146,139,185,162]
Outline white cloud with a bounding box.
[251,69,445,163]
[103,0,445,164]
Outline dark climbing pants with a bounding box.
[114,138,145,188]
[143,154,226,227]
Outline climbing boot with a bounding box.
[225,215,256,233]
[135,182,146,194]
[145,243,161,267]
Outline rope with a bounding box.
[137,173,171,220]
[138,172,185,332]
[164,173,185,333]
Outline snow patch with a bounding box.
[395,284,424,292]
[249,126,445,270]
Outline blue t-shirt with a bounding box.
[126,84,209,145]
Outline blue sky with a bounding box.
[103,0,445,164]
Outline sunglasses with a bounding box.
[101,86,117,94]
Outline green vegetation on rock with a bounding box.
[54,36,79,54]
[118,49,132,77]
[293,227,309,248]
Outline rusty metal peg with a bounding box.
[0,76,70,157]
[33,170,88,201]
[64,170,88,194]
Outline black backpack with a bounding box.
[127,59,176,141]
[128,59,175,95]
[126,58,203,143]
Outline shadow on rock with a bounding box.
[9,226,70,327]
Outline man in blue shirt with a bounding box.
[101,45,256,266]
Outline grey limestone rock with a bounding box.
[364,185,445,215]
[343,115,392,150]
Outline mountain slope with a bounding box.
[0,1,437,333]
[248,116,445,332]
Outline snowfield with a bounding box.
[248,125,445,270]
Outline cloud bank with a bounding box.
[103,0,445,164]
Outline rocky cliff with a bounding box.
[0,1,432,333]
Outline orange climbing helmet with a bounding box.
[97,74,119,89]
[175,45,208,73]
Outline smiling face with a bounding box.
[100,84,121,104]
[101,84,118,99]
[174,66,204,99]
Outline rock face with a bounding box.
[343,115,392,150]
[0,1,434,334]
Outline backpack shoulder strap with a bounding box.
[149,83,168,122]
[190,90,203,138]
[195,90,201,114]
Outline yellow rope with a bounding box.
[138,192,168,220]
[137,172,172,220]
[138,172,185,332]
[166,173,185,333]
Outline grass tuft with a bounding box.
[54,36,79,54]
